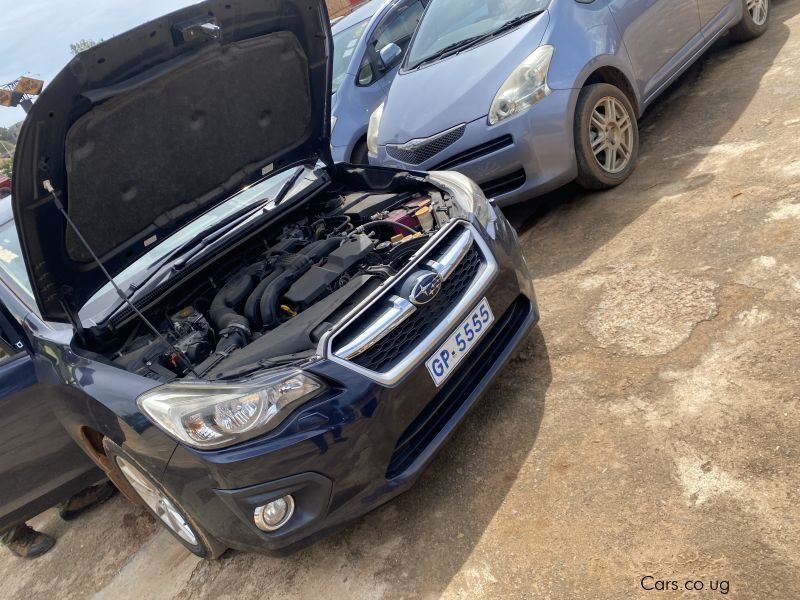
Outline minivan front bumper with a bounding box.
[160,209,538,553]
[373,88,579,206]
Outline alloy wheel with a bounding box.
[588,96,634,175]
[116,456,199,545]
[747,0,769,26]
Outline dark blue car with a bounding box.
[8,0,537,557]
[0,200,104,534]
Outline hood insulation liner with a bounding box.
[65,31,311,262]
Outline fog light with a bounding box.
[254,495,295,532]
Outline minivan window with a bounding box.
[374,1,425,56]
[406,0,549,69]
[332,19,370,93]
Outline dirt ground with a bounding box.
[2,2,799,598]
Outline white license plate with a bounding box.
[425,298,494,387]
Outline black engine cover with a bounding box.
[284,234,374,309]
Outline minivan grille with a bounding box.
[386,124,466,165]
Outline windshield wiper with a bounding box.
[142,167,307,273]
[103,206,263,314]
[273,165,307,206]
[104,168,311,315]
[410,35,488,69]
[491,10,545,37]
[410,11,544,70]
[145,198,268,272]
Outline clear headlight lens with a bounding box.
[367,102,385,156]
[488,45,554,126]
[137,369,325,449]
[428,171,493,228]
[330,115,338,135]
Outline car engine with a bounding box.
[111,189,447,381]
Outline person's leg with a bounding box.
[1,523,55,558]
[59,481,116,521]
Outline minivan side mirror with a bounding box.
[379,43,403,70]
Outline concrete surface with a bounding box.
[2,2,799,597]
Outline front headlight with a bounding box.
[428,171,493,228]
[330,115,338,135]
[137,369,325,449]
[488,45,554,126]
[367,102,385,156]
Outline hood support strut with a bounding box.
[43,180,200,378]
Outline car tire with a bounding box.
[730,0,769,41]
[103,439,226,559]
[351,140,369,165]
[574,83,639,190]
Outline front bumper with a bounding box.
[160,211,538,553]
[373,88,579,206]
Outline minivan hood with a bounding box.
[379,12,549,145]
[13,0,331,323]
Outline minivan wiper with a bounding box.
[491,10,545,37]
[410,10,544,70]
[410,35,489,69]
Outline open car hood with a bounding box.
[13,0,332,323]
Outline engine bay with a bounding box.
[109,186,450,381]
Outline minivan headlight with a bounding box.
[488,45,554,126]
[137,369,325,449]
[367,102,385,156]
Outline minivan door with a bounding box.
[607,0,702,100]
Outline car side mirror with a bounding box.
[379,43,403,70]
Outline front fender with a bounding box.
[544,0,639,107]
[28,326,178,481]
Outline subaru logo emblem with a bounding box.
[409,272,443,306]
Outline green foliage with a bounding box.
[0,127,14,143]
[0,158,12,178]
[70,38,100,56]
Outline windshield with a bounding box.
[332,19,370,94]
[0,219,35,305]
[406,0,548,68]
[78,165,311,323]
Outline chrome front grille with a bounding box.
[386,124,466,165]
[325,222,498,385]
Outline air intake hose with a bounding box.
[209,264,261,351]
[257,237,345,330]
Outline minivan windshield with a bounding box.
[332,19,370,93]
[406,0,549,69]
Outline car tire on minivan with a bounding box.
[730,0,769,41]
[574,83,639,191]
[351,140,370,165]
[103,439,227,559]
